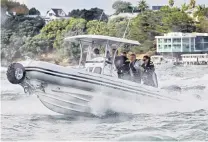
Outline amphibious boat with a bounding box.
[6,35,179,116]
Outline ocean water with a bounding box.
[1,65,208,141]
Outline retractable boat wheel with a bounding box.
[7,63,26,84]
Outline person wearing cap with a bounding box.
[129,54,143,83]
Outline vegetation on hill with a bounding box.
[1,0,208,65]
[1,0,29,15]
[1,15,45,62]
[68,8,108,22]
[29,7,41,15]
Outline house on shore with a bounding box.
[43,8,70,23]
[155,32,208,59]
[5,8,70,24]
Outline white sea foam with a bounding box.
[89,72,208,116]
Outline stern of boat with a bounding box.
[6,62,93,116]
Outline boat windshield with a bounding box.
[78,43,116,66]
[64,35,140,71]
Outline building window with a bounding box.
[204,43,208,50]
[158,39,163,43]
[164,38,171,43]
[164,39,171,43]
[182,38,189,43]
[196,36,204,43]
[204,37,208,42]
[195,43,204,50]
[173,38,181,43]
[158,44,163,49]
[49,13,53,16]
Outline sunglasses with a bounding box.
[143,59,148,61]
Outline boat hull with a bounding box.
[36,84,93,116]
[7,61,180,116]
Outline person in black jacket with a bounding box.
[141,55,157,87]
[114,52,130,79]
[129,54,143,83]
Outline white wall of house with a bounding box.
[46,9,56,18]
[44,9,69,24]
[57,10,66,17]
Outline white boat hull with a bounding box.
[7,61,180,116]
[36,85,92,116]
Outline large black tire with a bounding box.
[6,63,25,84]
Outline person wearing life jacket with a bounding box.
[114,52,130,79]
[129,54,143,83]
[121,52,127,59]
[141,55,158,87]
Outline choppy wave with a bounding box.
[0,67,7,72]
[88,69,208,116]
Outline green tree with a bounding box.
[189,0,196,9]
[138,0,149,13]
[181,3,189,12]
[129,11,163,52]
[21,36,52,55]
[169,0,174,7]
[40,18,87,49]
[162,11,195,32]
[29,7,41,15]
[196,17,208,33]
[68,8,108,21]
[87,20,109,35]
[112,0,133,14]
[108,17,129,37]
[1,15,45,61]
[1,0,29,15]
[194,5,208,18]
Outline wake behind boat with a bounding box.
[6,35,179,116]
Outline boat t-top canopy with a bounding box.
[64,35,140,46]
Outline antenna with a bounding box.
[123,6,134,38]
[94,10,104,35]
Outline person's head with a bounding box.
[94,48,99,55]
[130,54,136,62]
[112,49,118,56]
[143,55,150,64]
[121,52,127,57]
